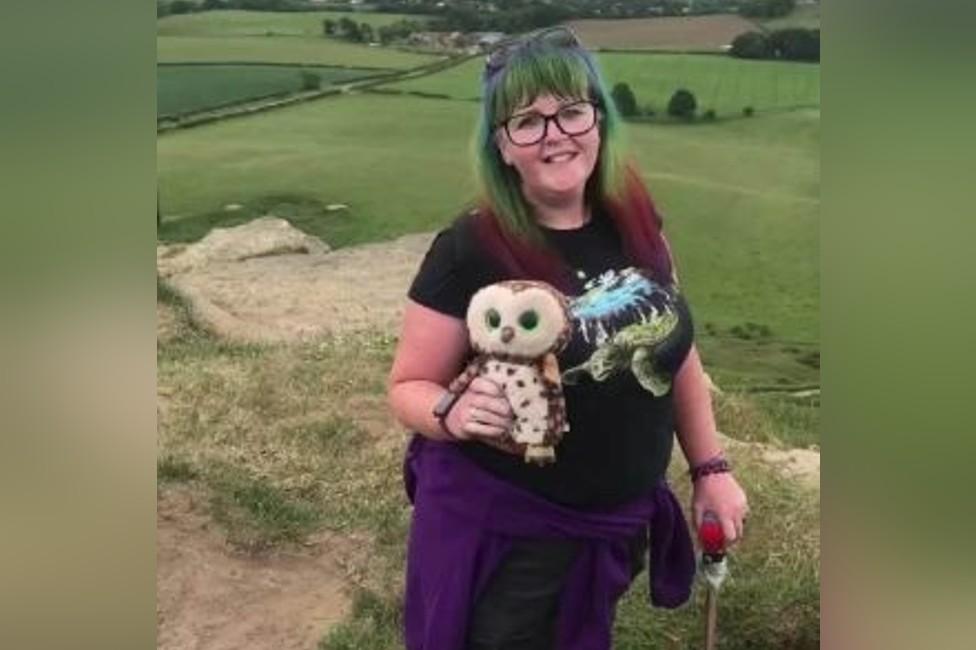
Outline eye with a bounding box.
[511,113,542,131]
[518,310,539,330]
[559,105,585,118]
[485,308,501,329]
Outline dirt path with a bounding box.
[158,218,435,342]
[157,487,351,650]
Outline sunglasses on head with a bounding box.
[483,26,583,82]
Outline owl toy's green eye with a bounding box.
[518,310,539,331]
[485,308,501,329]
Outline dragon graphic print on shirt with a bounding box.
[562,267,680,397]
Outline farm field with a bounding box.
[158,9,424,37]
[157,34,441,67]
[598,52,820,114]
[387,52,820,116]
[567,14,758,51]
[158,93,819,347]
[158,64,387,118]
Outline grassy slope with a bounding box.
[631,109,820,346]
[157,35,440,67]
[157,300,819,649]
[158,9,425,37]
[387,53,820,115]
[158,64,385,117]
[158,92,817,342]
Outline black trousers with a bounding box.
[465,533,648,650]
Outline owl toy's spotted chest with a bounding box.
[484,361,555,447]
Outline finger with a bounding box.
[472,395,513,418]
[468,377,503,396]
[720,517,738,546]
[467,407,511,428]
[463,421,509,439]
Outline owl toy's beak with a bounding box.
[500,326,515,344]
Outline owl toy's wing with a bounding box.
[540,354,570,435]
[541,353,562,389]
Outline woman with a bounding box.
[388,27,748,650]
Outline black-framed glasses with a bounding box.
[483,26,582,82]
[501,100,598,147]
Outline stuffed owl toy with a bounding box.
[448,281,572,465]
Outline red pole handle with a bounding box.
[698,511,726,558]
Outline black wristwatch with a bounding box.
[432,389,461,436]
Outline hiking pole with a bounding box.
[699,511,728,650]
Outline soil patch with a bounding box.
[568,15,758,51]
[157,486,352,650]
[721,433,820,490]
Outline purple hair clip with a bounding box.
[482,26,583,83]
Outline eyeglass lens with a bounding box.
[505,102,596,146]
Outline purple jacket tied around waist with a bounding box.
[403,435,695,650]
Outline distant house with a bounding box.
[471,32,506,50]
[408,30,506,54]
[409,31,467,50]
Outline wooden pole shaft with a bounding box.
[704,589,718,650]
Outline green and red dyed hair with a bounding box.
[472,34,673,291]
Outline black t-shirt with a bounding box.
[408,211,694,510]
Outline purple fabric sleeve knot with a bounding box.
[402,435,695,650]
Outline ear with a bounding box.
[495,131,514,166]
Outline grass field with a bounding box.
[568,14,758,51]
[158,34,441,67]
[386,52,820,116]
[158,92,818,351]
[158,9,425,37]
[158,64,388,117]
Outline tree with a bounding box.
[769,28,820,62]
[730,31,772,59]
[610,82,639,118]
[359,23,374,44]
[168,0,195,15]
[201,0,226,10]
[667,89,697,120]
[730,28,819,62]
[322,19,336,36]
[376,19,422,45]
[739,0,796,18]
[338,17,361,42]
[438,7,482,32]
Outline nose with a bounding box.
[501,326,515,343]
[543,115,567,142]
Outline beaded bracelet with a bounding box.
[689,454,731,482]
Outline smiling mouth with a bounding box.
[542,151,578,164]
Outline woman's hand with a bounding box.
[444,377,515,443]
[692,472,749,546]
